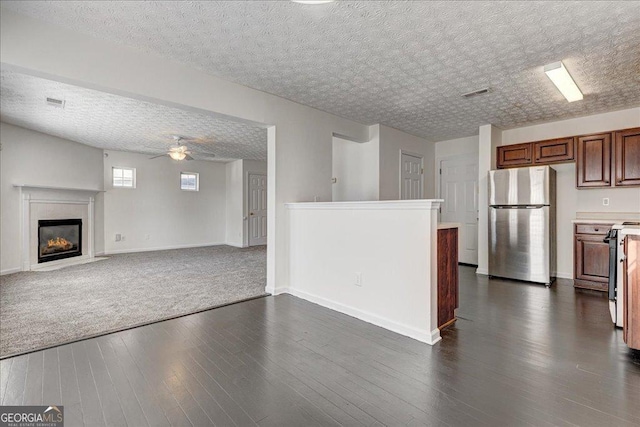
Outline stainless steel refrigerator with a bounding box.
[488,165,556,286]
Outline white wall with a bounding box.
[102,150,227,254]
[286,200,441,345]
[225,159,268,247]
[477,125,502,275]
[499,107,640,278]
[0,123,104,274]
[0,10,369,292]
[378,125,436,200]
[501,107,640,145]
[331,136,379,201]
[225,159,244,247]
[331,125,435,202]
[435,135,480,160]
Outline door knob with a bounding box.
[250,212,254,216]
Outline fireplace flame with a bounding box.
[47,237,73,251]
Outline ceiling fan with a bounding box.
[149,136,215,161]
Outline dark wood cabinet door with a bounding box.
[574,234,610,291]
[624,235,640,349]
[576,133,611,188]
[437,228,458,329]
[496,143,532,169]
[614,127,640,187]
[533,137,575,164]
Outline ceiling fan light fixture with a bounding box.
[169,151,187,161]
[544,61,583,102]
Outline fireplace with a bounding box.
[38,219,82,263]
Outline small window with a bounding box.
[112,167,136,188]
[180,172,199,191]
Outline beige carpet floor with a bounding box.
[0,245,267,358]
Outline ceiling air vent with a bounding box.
[462,88,491,99]
[45,97,65,108]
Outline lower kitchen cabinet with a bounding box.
[624,234,640,350]
[438,227,458,329]
[574,223,612,291]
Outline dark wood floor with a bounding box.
[1,266,639,426]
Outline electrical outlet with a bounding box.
[602,198,610,206]
[355,272,362,287]
[314,195,320,202]
[121,235,126,241]
[144,234,150,240]
[115,234,121,242]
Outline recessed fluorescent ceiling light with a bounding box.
[544,61,583,102]
[291,1,335,4]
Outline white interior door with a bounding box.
[248,174,267,246]
[400,152,423,200]
[440,155,478,265]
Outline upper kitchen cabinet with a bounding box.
[614,127,640,187]
[533,137,575,164]
[496,142,532,168]
[496,137,576,169]
[576,133,611,188]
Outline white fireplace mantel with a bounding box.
[14,184,105,192]
[17,185,102,271]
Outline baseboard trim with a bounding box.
[0,267,21,276]
[476,268,572,280]
[284,288,441,345]
[266,286,289,295]
[225,242,246,249]
[104,242,225,255]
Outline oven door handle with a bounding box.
[606,230,618,301]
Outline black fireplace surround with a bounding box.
[38,219,82,263]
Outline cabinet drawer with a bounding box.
[575,224,612,235]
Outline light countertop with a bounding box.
[571,219,621,225]
[437,222,460,230]
[620,226,640,236]
[573,212,640,224]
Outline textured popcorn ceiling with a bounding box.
[2,1,640,141]
[0,70,268,161]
